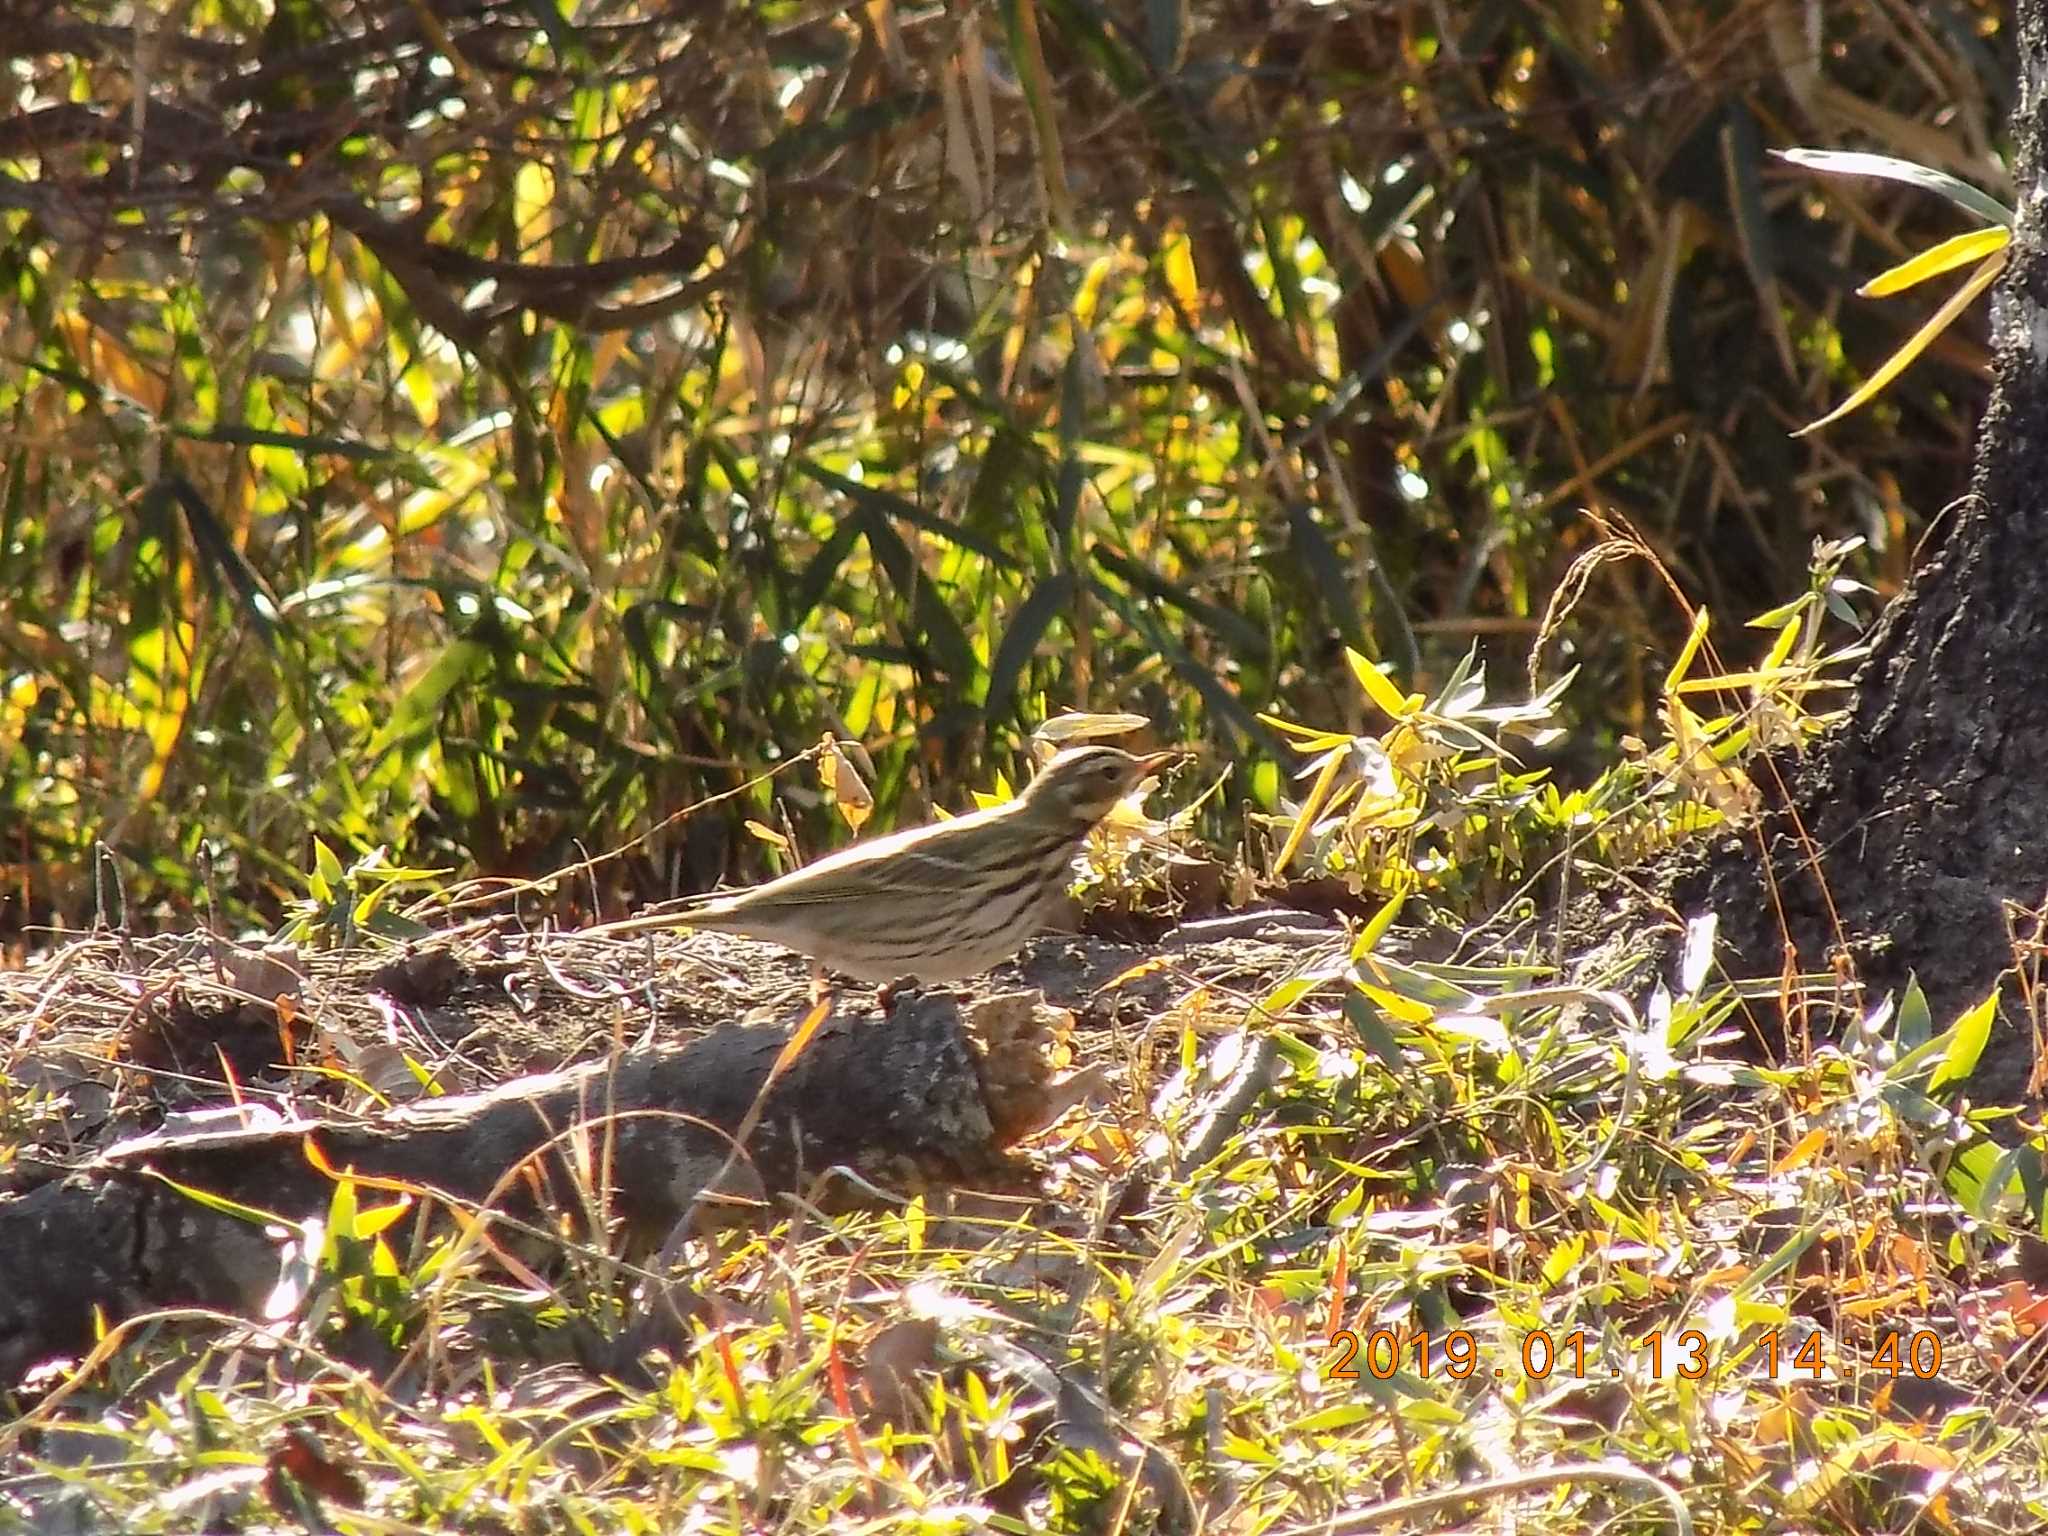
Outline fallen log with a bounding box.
[0,989,1052,1384]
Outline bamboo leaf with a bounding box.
[1795,249,2005,436]
[755,91,938,174]
[1929,991,1997,1094]
[1089,578,1277,754]
[857,511,981,685]
[367,637,488,762]
[1287,502,1366,652]
[984,572,1074,723]
[1003,0,1075,228]
[1346,649,1418,721]
[789,517,865,628]
[164,474,280,648]
[1663,606,1712,694]
[1273,746,1344,872]
[1773,148,2015,227]
[1161,230,1201,315]
[798,458,1020,569]
[1091,543,1268,660]
[173,424,404,463]
[1860,226,2011,297]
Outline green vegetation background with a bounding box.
[0,0,2008,936]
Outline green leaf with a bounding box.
[1773,148,2015,227]
[1359,954,1477,1011]
[1001,0,1075,229]
[174,423,402,462]
[163,473,280,647]
[984,573,1074,723]
[1928,990,1997,1093]
[1086,578,1280,755]
[856,511,981,685]
[143,1169,297,1231]
[1942,1140,2013,1215]
[367,637,488,762]
[1722,103,1778,283]
[754,90,939,174]
[797,458,1020,569]
[1974,1144,2031,1220]
[621,598,714,684]
[964,425,1052,555]
[1286,502,1366,652]
[1354,892,1406,958]
[1896,974,1933,1050]
[1143,0,1182,74]
[1732,1221,1819,1298]
[1091,543,1269,661]
[788,517,865,628]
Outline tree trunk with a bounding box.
[1647,6,2048,1105]
[0,993,1044,1383]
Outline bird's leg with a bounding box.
[876,976,918,1014]
[807,959,831,1010]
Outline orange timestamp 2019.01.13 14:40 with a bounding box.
[1325,1325,1949,1384]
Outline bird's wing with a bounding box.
[697,804,1074,917]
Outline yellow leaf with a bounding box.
[1345,649,1418,720]
[1839,1288,1926,1319]
[1665,695,1759,817]
[779,996,834,1064]
[1351,893,1406,959]
[1073,253,1116,327]
[744,820,790,852]
[1382,721,1440,777]
[1273,748,1345,872]
[1754,1400,1798,1445]
[1663,606,1711,695]
[514,159,556,249]
[1255,712,1354,751]
[1859,226,2009,297]
[1672,667,1804,693]
[1099,957,1171,991]
[1796,248,2006,436]
[133,619,197,802]
[352,1195,416,1240]
[52,312,167,414]
[1759,613,1803,674]
[589,328,628,393]
[397,452,490,537]
[1162,230,1200,315]
[1771,1126,1829,1172]
[138,688,189,803]
[818,733,874,834]
[1357,983,1432,1025]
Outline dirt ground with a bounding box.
[0,908,1355,1172]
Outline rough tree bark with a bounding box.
[0,991,1054,1384]
[1644,5,2048,1106]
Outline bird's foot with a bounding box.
[806,960,834,1012]
[876,977,921,1014]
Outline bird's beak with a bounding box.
[1135,749,1187,777]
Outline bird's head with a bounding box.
[1020,744,1181,827]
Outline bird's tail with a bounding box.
[580,890,740,939]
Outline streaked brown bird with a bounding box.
[590,744,1177,983]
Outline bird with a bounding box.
[587,744,1180,984]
